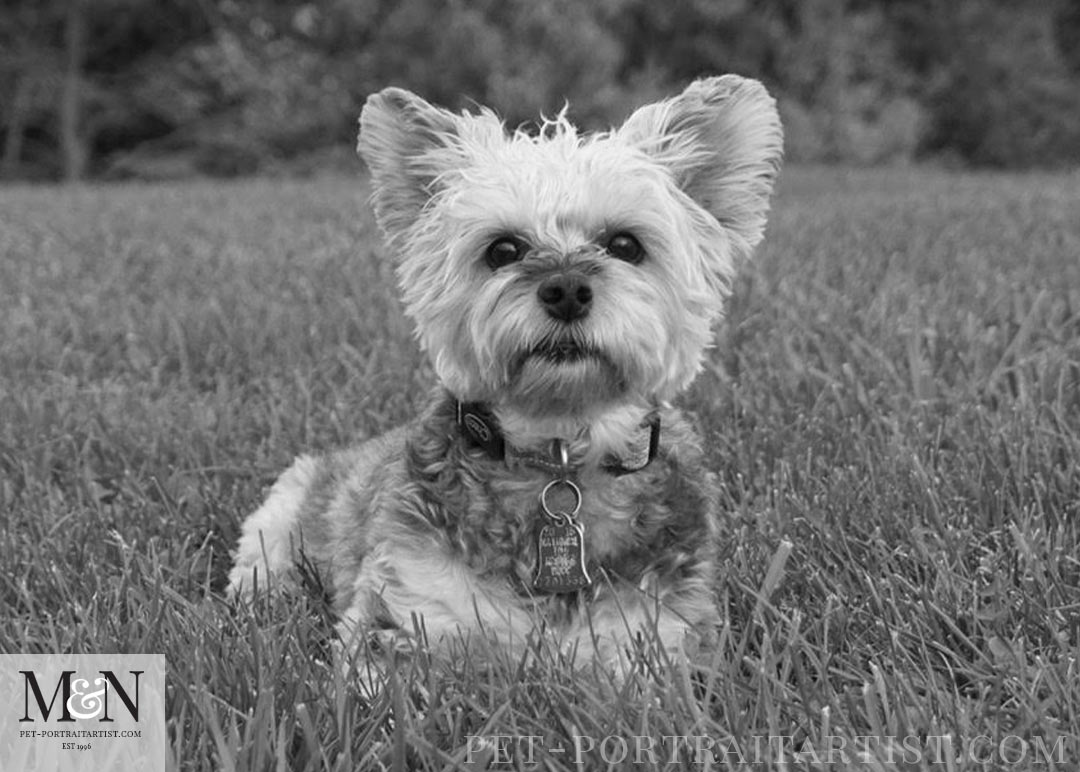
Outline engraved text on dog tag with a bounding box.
[534,518,591,593]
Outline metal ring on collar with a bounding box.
[540,478,582,519]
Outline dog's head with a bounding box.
[357,76,782,424]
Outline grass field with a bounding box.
[2,166,1079,770]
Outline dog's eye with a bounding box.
[485,237,526,270]
[605,233,644,264]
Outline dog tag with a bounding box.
[534,517,591,593]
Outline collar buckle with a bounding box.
[456,402,505,460]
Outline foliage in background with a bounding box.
[2,0,1080,179]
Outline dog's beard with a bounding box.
[506,334,628,416]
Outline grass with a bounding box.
[1,166,1078,770]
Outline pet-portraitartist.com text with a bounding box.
[466,732,1068,766]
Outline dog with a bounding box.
[228,75,782,678]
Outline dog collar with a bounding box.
[455,401,660,476]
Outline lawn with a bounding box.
[1,166,1078,770]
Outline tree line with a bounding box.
[2,0,1079,181]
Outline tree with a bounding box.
[1,2,66,179]
[891,0,1080,166]
[1055,0,1080,73]
[3,0,1080,178]
[60,0,88,180]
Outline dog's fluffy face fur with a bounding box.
[358,77,782,428]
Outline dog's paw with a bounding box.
[332,625,421,699]
[370,626,418,656]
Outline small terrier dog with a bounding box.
[228,75,782,676]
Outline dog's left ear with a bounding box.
[357,88,461,249]
[619,75,783,257]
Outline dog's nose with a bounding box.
[537,272,592,322]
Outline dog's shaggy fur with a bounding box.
[229,75,782,675]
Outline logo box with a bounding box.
[1,654,167,772]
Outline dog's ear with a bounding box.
[358,88,460,248]
[619,75,783,257]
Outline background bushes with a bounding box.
[2,0,1079,180]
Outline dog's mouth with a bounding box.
[532,338,596,364]
[505,335,627,411]
[508,336,609,379]
[517,332,612,367]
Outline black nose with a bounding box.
[537,272,593,322]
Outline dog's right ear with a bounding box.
[358,88,460,248]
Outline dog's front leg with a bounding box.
[564,577,715,677]
[338,545,538,661]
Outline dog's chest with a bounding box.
[447,467,655,592]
